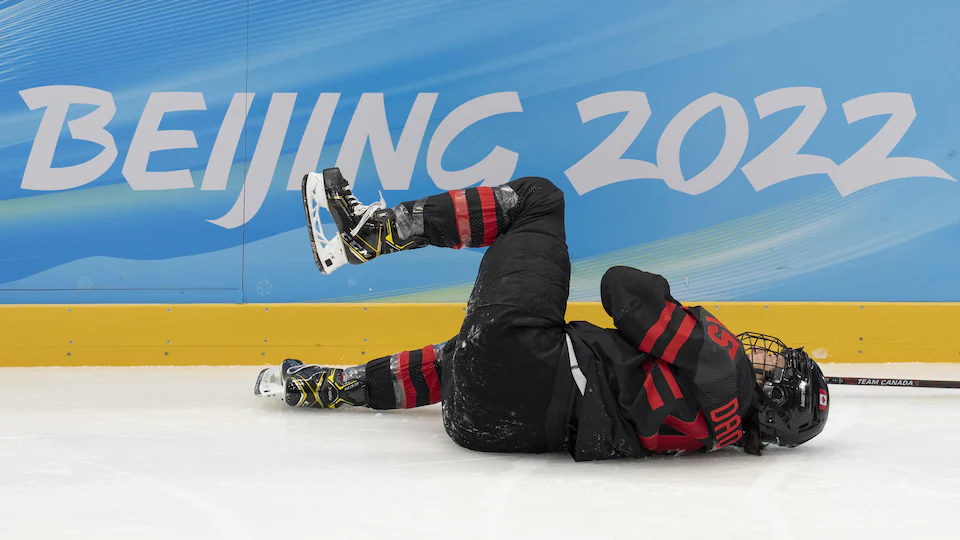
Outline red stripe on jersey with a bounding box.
[643,362,664,410]
[660,435,704,452]
[420,345,441,404]
[639,303,676,353]
[661,311,696,363]
[639,433,704,453]
[665,411,709,440]
[640,411,709,453]
[450,190,471,249]
[397,351,417,409]
[477,186,498,246]
[639,433,658,451]
[657,359,683,399]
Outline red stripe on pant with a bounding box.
[397,351,417,408]
[661,311,696,363]
[450,190,471,248]
[477,186,498,246]
[639,303,676,353]
[420,345,441,404]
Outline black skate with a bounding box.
[255,359,368,409]
[302,168,425,275]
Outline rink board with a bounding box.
[0,302,956,367]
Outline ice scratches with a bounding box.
[69,457,256,540]
[482,457,545,539]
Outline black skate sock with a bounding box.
[364,342,448,410]
[392,185,520,249]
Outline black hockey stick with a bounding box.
[826,376,960,389]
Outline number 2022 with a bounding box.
[564,89,955,197]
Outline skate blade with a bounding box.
[254,366,284,399]
[302,172,347,275]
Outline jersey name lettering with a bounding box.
[710,397,743,448]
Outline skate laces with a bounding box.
[285,362,367,385]
[344,192,365,213]
[286,363,326,376]
[345,191,387,238]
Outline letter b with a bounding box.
[19,86,118,191]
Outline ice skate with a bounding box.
[255,359,368,409]
[253,362,285,399]
[302,168,425,275]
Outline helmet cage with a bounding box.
[738,332,816,447]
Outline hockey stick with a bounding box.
[826,376,960,389]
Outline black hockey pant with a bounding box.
[357,177,578,453]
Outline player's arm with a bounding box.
[600,266,754,449]
[599,266,703,373]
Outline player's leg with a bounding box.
[440,177,576,453]
[295,172,576,452]
[263,175,568,412]
[255,340,456,410]
[303,168,522,274]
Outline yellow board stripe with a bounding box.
[0,302,957,367]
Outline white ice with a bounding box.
[2,364,959,540]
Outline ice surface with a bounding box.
[2,364,959,540]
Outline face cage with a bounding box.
[737,332,812,409]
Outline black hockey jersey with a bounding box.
[565,267,756,462]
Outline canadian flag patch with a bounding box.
[819,389,828,411]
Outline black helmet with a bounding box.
[738,332,829,447]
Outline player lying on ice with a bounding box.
[254,168,830,461]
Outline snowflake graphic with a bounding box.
[256,279,274,297]
[76,277,93,290]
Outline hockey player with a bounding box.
[254,169,829,461]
